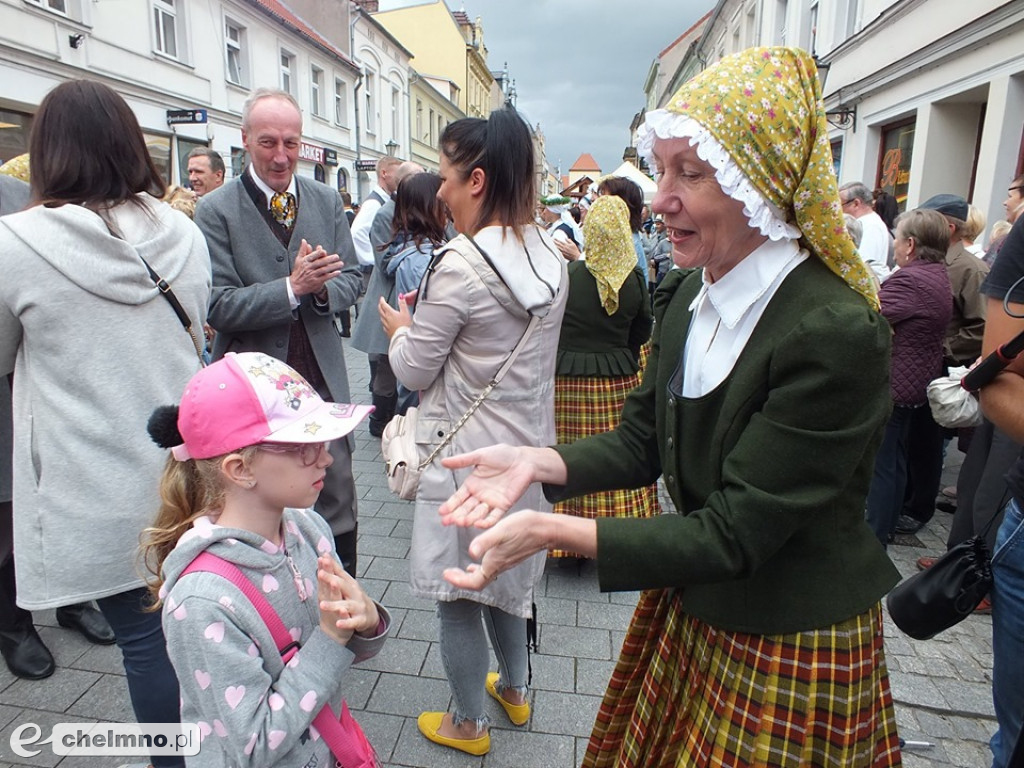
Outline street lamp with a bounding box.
[385,139,399,157]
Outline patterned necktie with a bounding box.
[270,191,297,230]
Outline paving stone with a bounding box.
[890,672,948,711]
[542,570,610,603]
[938,679,995,718]
[484,728,575,767]
[352,710,404,765]
[396,609,437,643]
[532,595,577,627]
[576,658,617,697]
[528,653,574,694]
[530,690,602,738]
[376,502,417,521]
[359,532,411,559]
[418,643,446,681]
[380,581,435,612]
[0,709,94,766]
[0,705,22,730]
[65,674,133,722]
[342,666,380,710]
[538,624,612,661]
[576,599,635,632]
[358,638,430,676]
[363,555,412,582]
[365,673,451,719]
[1,669,101,714]
[358,516,401,537]
[389,716,482,768]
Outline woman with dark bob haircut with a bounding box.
[378,107,568,756]
[0,79,211,768]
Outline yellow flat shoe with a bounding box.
[417,711,490,756]
[486,672,530,726]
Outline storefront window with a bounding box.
[143,132,172,185]
[0,109,33,165]
[314,164,326,183]
[337,167,348,191]
[878,118,915,212]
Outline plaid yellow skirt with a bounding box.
[585,590,902,768]
[551,371,660,558]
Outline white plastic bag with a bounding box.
[926,366,983,428]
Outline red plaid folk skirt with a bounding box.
[585,589,902,768]
[551,371,660,558]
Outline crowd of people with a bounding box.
[2,43,1024,768]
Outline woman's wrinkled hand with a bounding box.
[443,510,548,590]
[439,444,535,528]
[378,294,412,339]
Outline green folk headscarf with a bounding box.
[645,46,878,311]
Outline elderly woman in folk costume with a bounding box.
[539,193,585,251]
[439,47,902,767]
[551,195,658,562]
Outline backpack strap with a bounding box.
[181,552,376,767]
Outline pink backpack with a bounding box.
[182,551,378,768]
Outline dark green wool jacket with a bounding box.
[555,262,652,377]
[549,259,899,634]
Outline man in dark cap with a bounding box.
[895,193,990,537]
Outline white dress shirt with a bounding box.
[349,184,389,267]
[857,210,893,284]
[249,166,301,308]
[682,239,807,397]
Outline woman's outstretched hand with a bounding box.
[439,444,537,528]
[443,510,548,589]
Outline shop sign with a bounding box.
[166,109,207,125]
[299,142,325,164]
[354,159,377,172]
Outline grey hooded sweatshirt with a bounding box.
[161,507,390,767]
[0,195,211,608]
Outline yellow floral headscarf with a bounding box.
[638,47,878,310]
[582,195,637,315]
[0,153,30,183]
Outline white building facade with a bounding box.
[0,0,377,195]
[649,0,1024,242]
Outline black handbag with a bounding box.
[886,534,992,640]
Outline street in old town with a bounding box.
[0,343,999,768]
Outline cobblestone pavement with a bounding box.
[0,344,999,767]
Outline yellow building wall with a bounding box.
[374,1,471,115]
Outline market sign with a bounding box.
[299,142,325,164]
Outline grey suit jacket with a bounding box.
[350,199,398,356]
[195,172,362,408]
[0,176,30,504]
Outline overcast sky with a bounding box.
[377,0,714,177]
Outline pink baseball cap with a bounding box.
[171,352,373,461]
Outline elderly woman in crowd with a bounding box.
[550,195,656,561]
[440,47,902,767]
[865,209,952,544]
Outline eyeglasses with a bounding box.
[256,442,331,466]
[1009,186,1024,194]
[840,198,855,208]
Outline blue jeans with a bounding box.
[991,497,1024,767]
[96,587,183,768]
[865,404,913,544]
[437,599,529,731]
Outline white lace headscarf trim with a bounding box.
[636,111,802,243]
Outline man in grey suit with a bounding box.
[194,89,364,574]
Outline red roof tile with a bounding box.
[246,0,356,68]
[569,153,600,172]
